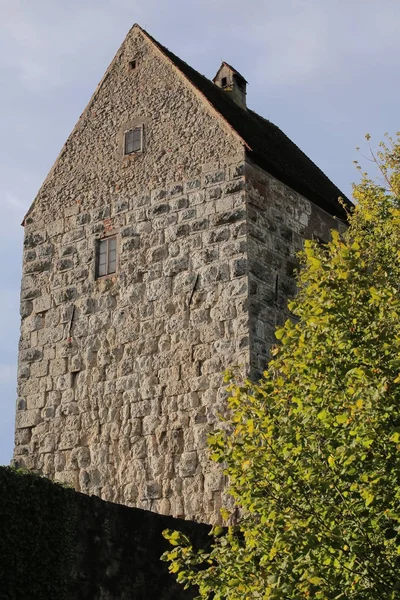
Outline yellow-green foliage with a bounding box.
[163,134,400,599]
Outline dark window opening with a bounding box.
[96,236,117,278]
[124,127,142,155]
[221,77,227,87]
[129,59,137,70]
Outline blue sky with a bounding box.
[1,0,399,465]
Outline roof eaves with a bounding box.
[247,149,350,222]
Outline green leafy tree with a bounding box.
[162,134,400,599]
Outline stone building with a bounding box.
[14,24,351,524]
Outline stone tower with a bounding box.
[14,25,351,524]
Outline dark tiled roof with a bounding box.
[142,27,352,221]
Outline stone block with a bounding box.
[130,401,151,418]
[231,257,247,278]
[222,179,245,195]
[54,287,77,305]
[205,170,225,185]
[142,415,160,436]
[70,446,91,468]
[70,356,82,372]
[30,360,49,378]
[179,451,198,477]
[131,437,147,459]
[199,263,230,287]
[55,373,74,390]
[41,434,56,453]
[64,204,80,217]
[203,227,230,245]
[146,277,171,301]
[59,431,79,450]
[16,398,26,411]
[178,207,196,221]
[185,178,201,191]
[24,232,46,249]
[143,481,162,500]
[20,348,42,363]
[170,196,188,211]
[46,218,64,238]
[26,393,46,410]
[14,428,32,445]
[163,256,189,276]
[43,406,55,419]
[169,184,184,197]
[151,188,166,203]
[211,208,246,227]
[20,301,33,318]
[47,390,61,406]
[15,409,41,429]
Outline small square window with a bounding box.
[124,127,142,155]
[96,236,117,278]
[221,77,227,87]
[129,59,137,70]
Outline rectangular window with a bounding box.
[124,127,142,155]
[96,236,117,278]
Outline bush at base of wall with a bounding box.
[0,466,210,600]
[0,467,76,600]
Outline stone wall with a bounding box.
[246,160,347,377]
[14,27,248,524]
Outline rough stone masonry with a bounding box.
[13,24,348,524]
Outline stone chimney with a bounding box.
[213,62,247,110]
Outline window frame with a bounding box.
[95,235,118,279]
[124,126,143,155]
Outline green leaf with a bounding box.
[275,328,285,340]
[335,413,348,424]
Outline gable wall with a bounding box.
[14,28,248,524]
